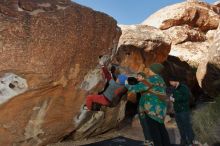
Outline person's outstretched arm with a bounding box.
[101,66,112,81]
[126,82,149,93]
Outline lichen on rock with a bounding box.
[0,73,28,104]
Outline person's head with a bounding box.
[137,72,146,81]
[127,77,139,85]
[169,76,180,87]
[116,74,128,85]
[111,65,120,81]
[111,65,116,73]
[149,63,164,75]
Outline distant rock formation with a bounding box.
[0,0,121,145]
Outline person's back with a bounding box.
[147,74,167,96]
[142,74,168,124]
[126,67,171,146]
[103,79,125,102]
[172,83,190,113]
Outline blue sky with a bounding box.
[73,0,217,24]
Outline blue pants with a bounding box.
[175,111,195,145]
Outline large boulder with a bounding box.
[214,1,220,7]
[71,97,127,140]
[0,0,121,145]
[197,23,220,96]
[143,1,220,68]
[163,25,206,45]
[169,42,209,68]
[143,1,220,97]
[115,25,171,74]
[208,24,220,69]
[68,66,127,141]
[161,56,200,103]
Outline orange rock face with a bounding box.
[0,0,121,145]
[116,25,171,74]
[0,0,120,88]
[0,85,87,145]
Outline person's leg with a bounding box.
[157,122,171,146]
[86,94,110,110]
[145,115,163,146]
[138,113,153,145]
[182,112,195,144]
[175,112,187,145]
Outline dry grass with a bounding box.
[192,97,220,145]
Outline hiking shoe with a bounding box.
[144,140,154,146]
[74,105,89,126]
[82,104,89,110]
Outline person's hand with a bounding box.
[125,80,128,85]
[170,96,175,102]
[99,59,104,66]
[97,61,104,69]
[127,92,136,103]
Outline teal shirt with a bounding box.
[127,75,167,123]
[173,83,190,113]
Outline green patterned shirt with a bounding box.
[127,75,167,123]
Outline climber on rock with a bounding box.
[85,73,128,111]
[98,58,120,95]
[80,55,128,111]
[98,55,112,82]
[74,56,128,125]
